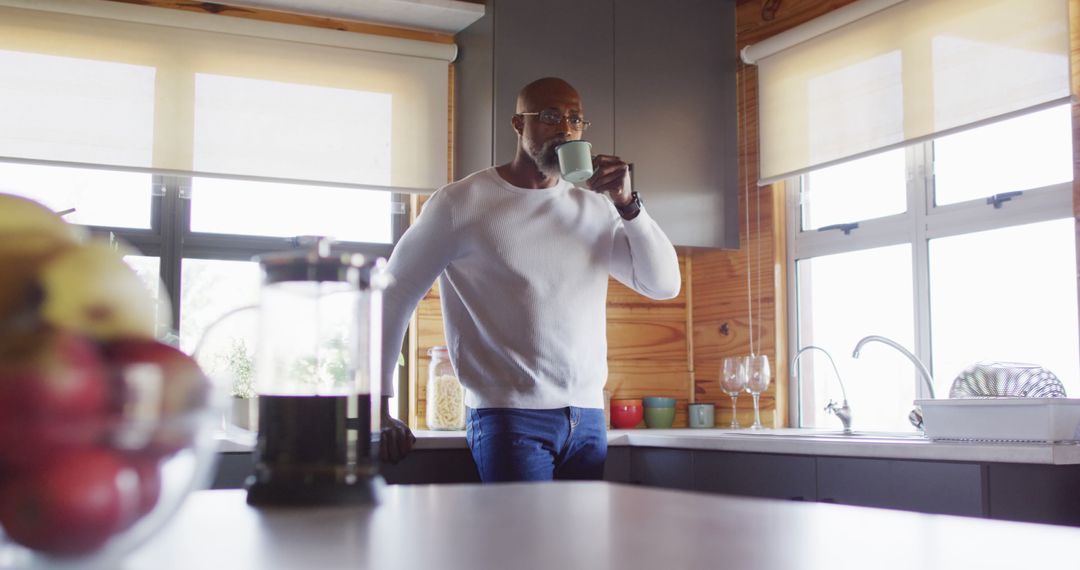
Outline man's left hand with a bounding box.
[586,154,632,207]
[380,402,416,464]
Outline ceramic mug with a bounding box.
[643,406,675,429]
[556,140,594,183]
[642,398,676,429]
[688,403,715,428]
[610,399,643,429]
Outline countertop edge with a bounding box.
[216,428,1080,465]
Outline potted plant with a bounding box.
[223,338,257,430]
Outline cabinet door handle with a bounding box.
[788,496,806,501]
[819,498,837,504]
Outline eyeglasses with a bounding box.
[518,109,591,132]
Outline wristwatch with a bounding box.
[615,191,642,220]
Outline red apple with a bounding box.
[102,338,210,415]
[0,329,109,469]
[0,448,139,555]
[0,329,108,417]
[102,339,211,458]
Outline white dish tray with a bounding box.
[916,398,1080,443]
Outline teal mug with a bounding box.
[688,403,715,428]
[556,140,594,183]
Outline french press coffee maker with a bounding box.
[245,238,391,506]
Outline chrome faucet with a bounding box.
[851,335,936,429]
[791,346,851,434]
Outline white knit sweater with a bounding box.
[381,167,681,410]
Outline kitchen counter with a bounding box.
[614,428,1080,465]
[120,482,1080,570]
[247,427,1079,465]
[213,427,1080,527]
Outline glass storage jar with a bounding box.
[426,346,465,430]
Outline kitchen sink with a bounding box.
[718,428,927,441]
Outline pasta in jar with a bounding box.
[426,346,465,430]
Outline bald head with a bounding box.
[507,77,585,180]
[515,77,581,114]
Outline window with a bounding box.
[0,162,152,229]
[928,219,1078,398]
[788,104,1077,431]
[190,178,394,243]
[801,148,906,231]
[0,1,453,425]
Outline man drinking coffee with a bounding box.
[378,77,680,481]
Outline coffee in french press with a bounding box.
[244,239,391,506]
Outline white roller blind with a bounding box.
[750,0,1070,184]
[0,0,452,192]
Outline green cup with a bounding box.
[556,140,594,183]
[643,406,675,429]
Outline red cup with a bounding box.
[610,399,643,429]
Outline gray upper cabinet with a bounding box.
[452,4,494,185]
[613,0,738,247]
[454,0,738,248]
[492,0,614,164]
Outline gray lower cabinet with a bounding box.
[693,451,816,502]
[380,449,481,484]
[629,448,816,501]
[816,457,986,517]
[211,452,254,490]
[629,448,695,490]
[986,463,1080,526]
[604,446,632,483]
[211,449,482,489]
[215,447,630,488]
[214,447,1080,527]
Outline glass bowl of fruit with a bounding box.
[0,193,224,567]
[0,330,223,567]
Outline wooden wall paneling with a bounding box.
[772,179,790,426]
[734,0,860,47]
[406,196,424,427]
[690,61,780,426]
[684,253,696,405]
[606,256,691,427]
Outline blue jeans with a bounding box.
[465,407,607,482]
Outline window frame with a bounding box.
[785,134,1074,428]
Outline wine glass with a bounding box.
[745,355,772,430]
[720,356,748,429]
